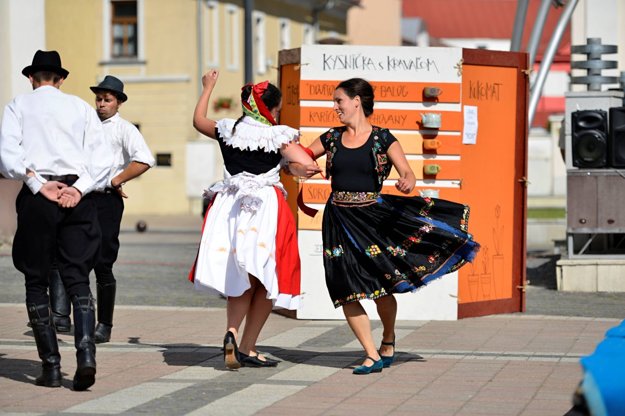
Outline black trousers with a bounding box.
[92,191,124,284]
[12,185,101,305]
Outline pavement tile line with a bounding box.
[159,360,226,381]
[185,383,306,416]
[260,325,336,348]
[268,358,344,382]
[57,357,337,415]
[62,382,195,414]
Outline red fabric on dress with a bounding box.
[188,196,215,283]
[273,187,301,297]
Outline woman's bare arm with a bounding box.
[286,137,324,178]
[192,70,219,139]
[387,141,416,194]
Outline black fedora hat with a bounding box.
[90,75,128,102]
[22,50,69,78]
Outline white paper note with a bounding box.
[463,105,478,145]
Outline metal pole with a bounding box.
[526,0,553,67]
[528,0,579,127]
[244,0,254,83]
[511,0,530,52]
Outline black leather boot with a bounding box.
[27,303,62,387]
[94,282,116,344]
[49,268,71,332]
[71,295,96,391]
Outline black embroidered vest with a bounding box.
[322,126,393,191]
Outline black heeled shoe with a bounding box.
[239,352,279,367]
[380,336,396,368]
[223,331,241,370]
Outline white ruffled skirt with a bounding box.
[193,186,281,301]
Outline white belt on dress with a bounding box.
[203,164,286,213]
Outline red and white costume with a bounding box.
[188,116,302,310]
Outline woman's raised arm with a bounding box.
[192,70,219,139]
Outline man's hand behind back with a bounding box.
[39,181,67,203]
[57,186,82,208]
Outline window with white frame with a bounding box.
[103,0,144,61]
[303,23,315,45]
[279,18,290,50]
[204,0,219,66]
[253,11,267,74]
[225,4,239,71]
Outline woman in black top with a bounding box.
[300,78,480,375]
[190,70,318,369]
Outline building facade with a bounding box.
[0,0,372,240]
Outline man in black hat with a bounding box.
[89,76,156,343]
[0,50,113,391]
[48,75,155,344]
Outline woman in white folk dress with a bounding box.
[189,70,319,369]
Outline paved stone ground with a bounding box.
[0,304,618,415]
[1,214,624,415]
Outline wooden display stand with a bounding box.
[278,45,529,320]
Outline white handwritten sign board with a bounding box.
[300,44,462,82]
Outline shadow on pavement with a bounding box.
[0,353,72,390]
[254,346,425,369]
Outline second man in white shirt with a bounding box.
[51,75,156,344]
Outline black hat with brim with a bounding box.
[22,50,69,78]
[90,75,128,102]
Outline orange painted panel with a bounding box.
[298,207,324,230]
[300,80,461,103]
[280,64,301,129]
[301,183,333,204]
[300,107,462,131]
[389,160,461,180]
[279,64,303,219]
[458,64,522,305]
[394,132,462,155]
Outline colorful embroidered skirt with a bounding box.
[322,192,480,308]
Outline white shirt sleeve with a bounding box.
[0,100,45,193]
[122,120,156,168]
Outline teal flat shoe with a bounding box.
[353,356,384,375]
[380,337,396,368]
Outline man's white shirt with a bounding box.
[100,112,155,190]
[0,85,112,195]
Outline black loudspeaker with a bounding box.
[572,109,608,168]
[609,107,625,168]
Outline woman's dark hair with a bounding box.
[336,78,374,117]
[232,82,282,134]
